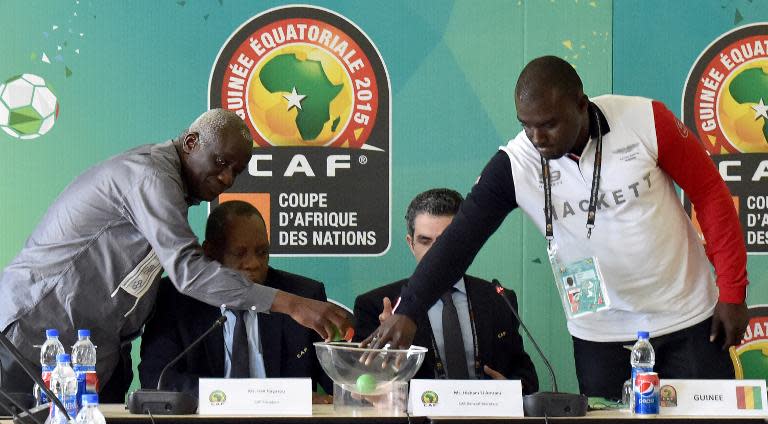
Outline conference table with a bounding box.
[8,404,754,424]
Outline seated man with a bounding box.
[139,201,332,401]
[354,189,538,394]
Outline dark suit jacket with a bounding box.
[353,276,538,395]
[138,267,332,395]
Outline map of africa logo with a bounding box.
[683,23,768,154]
[210,7,382,149]
[719,65,768,152]
[249,46,353,146]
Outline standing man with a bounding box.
[354,189,538,395]
[365,56,749,399]
[140,201,333,403]
[0,109,350,402]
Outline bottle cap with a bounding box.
[56,353,71,363]
[637,331,650,339]
[77,329,90,338]
[81,394,99,405]
[45,329,59,337]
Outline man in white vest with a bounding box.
[365,56,749,399]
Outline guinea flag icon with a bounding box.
[736,386,763,410]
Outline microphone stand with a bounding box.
[0,387,44,424]
[492,279,587,417]
[0,332,71,422]
[127,315,227,415]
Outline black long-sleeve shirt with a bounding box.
[397,151,518,320]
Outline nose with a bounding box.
[530,128,547,146]
[241,253,264,274]
[218,167,234,187]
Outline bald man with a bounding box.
[366,56,748,399]
[0,109,350,403]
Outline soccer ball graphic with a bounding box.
[0,74,59,140]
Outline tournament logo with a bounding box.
[209,5,391,256]
[683,23,768,154]
[731,305,768,380]
[682,23,768,254]
[421,390,439,407]
[660,385,678,408]
[208,390,226,405]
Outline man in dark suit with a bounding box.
[354,189,538,394]
[139,201,332,401]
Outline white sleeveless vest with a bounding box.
[502,95,716,342]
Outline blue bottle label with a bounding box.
[631,366,652,382]
[50,393,77,419]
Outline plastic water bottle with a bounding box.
[47,353,78,423]
[629,331,655,412]
[71,329,98,409]
[74,394,105,424]
[37,329,65,405]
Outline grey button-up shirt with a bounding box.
[0,140,277,385]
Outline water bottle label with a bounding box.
[84,372,99,393]
[73,364,96,372]
[51,394,77,419]
[39,371,52,403]
[631,366,652,382]
[76,370,99,409]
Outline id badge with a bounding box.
[547,244,610,318]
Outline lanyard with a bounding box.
[541,108,603,249]
[429,288,481,379]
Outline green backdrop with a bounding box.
[0,0,764,396]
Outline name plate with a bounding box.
[198,378,311,416]
[659,379,767,416]
[408,379,523,417]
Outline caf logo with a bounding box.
[208,390,226,405]
[209,5,382,149]
[421,390,439,406]
[682,23,768,154]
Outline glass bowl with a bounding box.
[314,342,427,395]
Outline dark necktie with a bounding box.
[230,310,250,378]
[441,289,469,379]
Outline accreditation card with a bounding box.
[547,244,610,318]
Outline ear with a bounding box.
[182,132,200,154]
[577,93,589,113]
[406,234,415,255]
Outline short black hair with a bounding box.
[515,55,584,103]
[405,188,463,237]
[205,200,265,247]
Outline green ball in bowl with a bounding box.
[355,373,377,394]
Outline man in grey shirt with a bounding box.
[0,109,351,401]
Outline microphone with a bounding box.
[492,279,587,417]
[127,315,227,415]
[0,332,71,422]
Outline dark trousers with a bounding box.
[572,317,734,400]
[98,343,133,404]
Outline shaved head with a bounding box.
[514,56,590,160]
[515,56,584,104]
